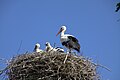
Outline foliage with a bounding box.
[115,2,120,12]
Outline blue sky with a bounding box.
[0,0,120,80]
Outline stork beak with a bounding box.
[56,28,62,36]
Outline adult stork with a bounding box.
[56,26,80,53]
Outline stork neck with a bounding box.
[48,44,53,49]
[61,31,65,36]
[36,46,39,49]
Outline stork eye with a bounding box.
[61,27,64,30]
[46,43,49,46]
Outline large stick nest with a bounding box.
[5,52,99,80]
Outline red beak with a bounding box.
[56,28,62,36]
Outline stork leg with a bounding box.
[64,49,70,64]
[66,49,69,54]
[69,49,72,54]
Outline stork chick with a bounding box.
[45,42,53,52]
[34,43,43,53]
[45,42,64,53]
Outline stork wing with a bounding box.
[55,47,64,49]
[68,36,78,42]
[33,45,37,52]
[67,36,80,52]
[68,39,80,52]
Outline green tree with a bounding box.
[115,2,120,12]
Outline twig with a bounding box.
[58,77,61,80]
[0,66,9,75]
[0,58,9,65]
[92,62,111,72]
[53,43,56,48]
[80,51,84,56]
[38,73,58,80]
[17,40,22,54]
[96,64,111,72]
[1,74,7,80]
[63,54,68,64]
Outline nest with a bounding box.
[5,52,99,80]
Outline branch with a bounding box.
[92,62,111,72]
[17,40,23,54]
[64,54,69,63]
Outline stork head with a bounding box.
[45,42,51,47]
[35,43,40,48]
[56,26,66,36]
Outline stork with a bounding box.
[45,42,64,53]
[33,43,43,53]
[56,26,80,53]
[55,47,64,53]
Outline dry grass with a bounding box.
[1,51,100,80]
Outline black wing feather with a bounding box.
[68,36,80,52]
[68,36,78,42]
[33,45,37,52]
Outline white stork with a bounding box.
[33,43,43,53]
[45,42,64,53]
[56,26,80,53]
[55,47,64,53]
